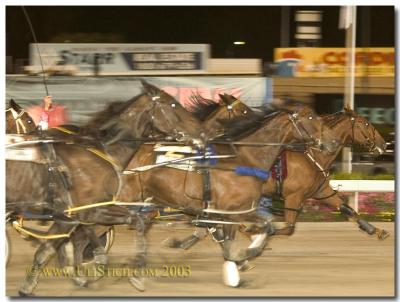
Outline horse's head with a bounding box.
[200,94,257,138]
[218,94,254,119]
[343,106,386,155]
[290,106,339,154]
[100,80,205,145]
[6,99,36,134]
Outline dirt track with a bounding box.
[6,222,394,297]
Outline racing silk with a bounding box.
[28,104,68,130]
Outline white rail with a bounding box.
[328,180,394,212]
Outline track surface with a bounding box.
[6,222,394,297]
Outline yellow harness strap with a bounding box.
[12,220,74,240]
[64,199,117,216]
[53,126,78,135]
[51,126,122,171]
[86,147,122,171]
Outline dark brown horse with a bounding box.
[7,88,204,296]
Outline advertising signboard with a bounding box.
[30,43,210,75]
[274,47,394,77]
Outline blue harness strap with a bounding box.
[234,166,270,181]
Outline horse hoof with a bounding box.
[161,238,181,249]
[238,260,255,272]
[129,277,146,292]
[222,261,240,287]
[73,277,89,288]
[18,290,33,297]
[94,254,108,266]
[377,229,390,240]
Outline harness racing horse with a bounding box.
[108,82,339,287]
[7,89,204,296]
[262,107,389,238]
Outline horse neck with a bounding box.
[315,115,352,169]
[235,114,290,170]
[105,142,141,169]
[201,108,227,138]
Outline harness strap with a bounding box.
[7,108,27,134]
[65,200,117,216]
[304,150,329,178]
[201,169,211,209]
[86,147,123,171]
[312,190,339,201]
[12,220,74,240]
[53,126,77,135]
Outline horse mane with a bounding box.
[322,111,350,128]
[80,94,144,135]
[188,93,220,121]
[218,110,284,140]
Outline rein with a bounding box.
[6,107,28,134]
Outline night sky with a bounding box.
[6,6,395,61]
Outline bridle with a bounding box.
[288,112,324,150]
[349,115,377,152]
[147,94,191,142]
[6,107,30,134]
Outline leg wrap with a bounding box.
[339,203,358,217]
[358,219,376,235]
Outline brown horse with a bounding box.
[7,89,204,296]
[262,107,389,238]
[109,83,338,287]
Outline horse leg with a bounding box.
[220,225,240,287]
[81,225,108,266]
[19,222,75,296]
[272,192,303,236]
[219,224,269,287]
[315,186,390,240]
[57,238,89,288]
[128,213,147,292]
[166,227,207,250]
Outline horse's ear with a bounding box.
[218,94,228,104]
[9,99,20,110]
[140,79,161,96]
[343,105,352,112]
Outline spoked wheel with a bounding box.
[82,226,115,265]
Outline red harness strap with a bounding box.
[271,151,287,181]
